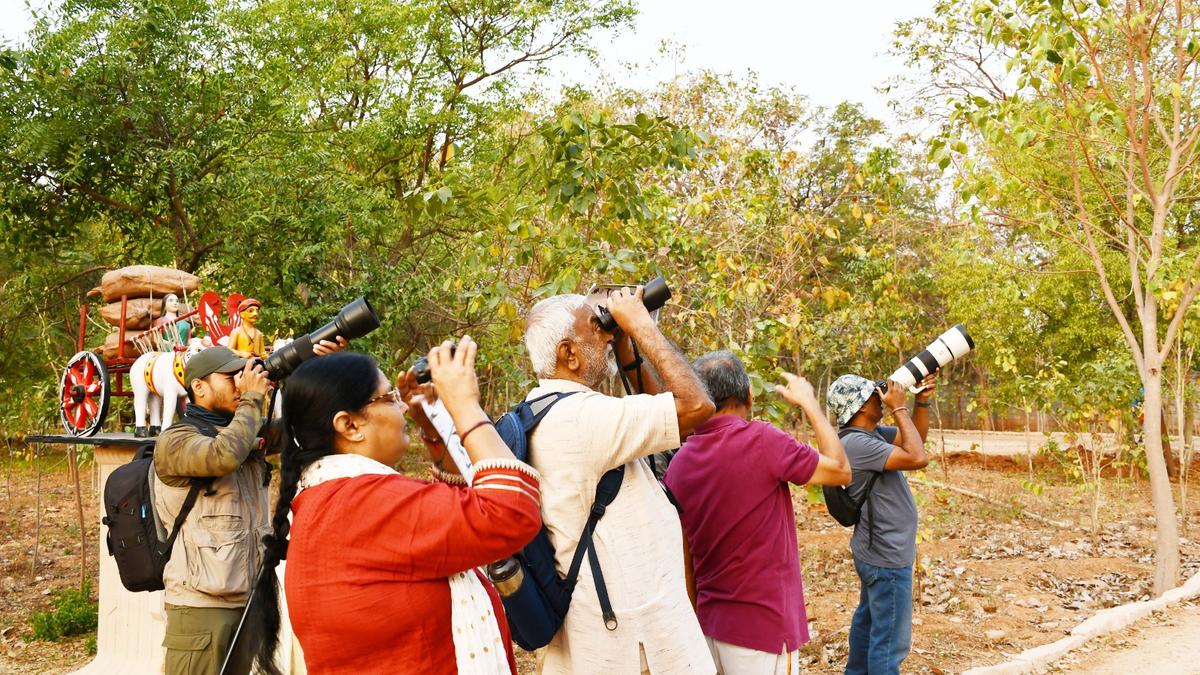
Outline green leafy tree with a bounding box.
[900,0,1200,593]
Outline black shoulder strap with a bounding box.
[861,471,883,550]
[174,415,220,438]
[564,465,625,631]
[155,415,220,548]
[859,470,882,501]
[839,426,885,550]
[158,480,207,556]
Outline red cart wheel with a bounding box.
[60,351,110,436]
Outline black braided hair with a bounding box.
[251,352,380,675]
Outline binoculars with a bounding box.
[409,276,672,384]
[411,345,454,385]
[594,276,672,332]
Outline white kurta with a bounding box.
[527,379,715,675]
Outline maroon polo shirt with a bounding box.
[663,414,819,653]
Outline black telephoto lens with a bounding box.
[641,276,671,312]
[263,297,381,380]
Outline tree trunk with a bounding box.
[1025,406,1033,477]
[973,365,992,430]
[1161,408,1180,480]
[1182,396,1195,537]
[1142,365,1181,594]
[1184,398,1195,457]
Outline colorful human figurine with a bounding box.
[227,298,266,358]
[153,293,192,348]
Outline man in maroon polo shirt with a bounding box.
[664,351,851,674]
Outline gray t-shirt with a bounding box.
[843,425,918,568]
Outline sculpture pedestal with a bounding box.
[26,433,303,674]
[77,445,167,673]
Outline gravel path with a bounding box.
[1056,602,1200,674]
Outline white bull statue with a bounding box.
[130,338,205,437]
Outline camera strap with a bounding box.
[616,340,646,396]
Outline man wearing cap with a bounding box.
[228,298,265,358]
[826,373,935,675]
[153,346,272,674]
[153,339,343,674]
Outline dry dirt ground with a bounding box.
[1,445,1199,674]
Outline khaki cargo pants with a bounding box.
[164,604,254,675]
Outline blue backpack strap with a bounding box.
[499,392,576,464]
[507,389,625,631]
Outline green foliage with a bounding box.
[6,0,1189,457]
[1020,478,1045,497]
[30,582,98,642]
[0,0,640,426]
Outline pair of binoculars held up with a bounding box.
[411,277,673,384]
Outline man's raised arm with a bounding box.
[606,287,714,436]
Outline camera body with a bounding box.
[412,344,456,385]
[592,276,672,332]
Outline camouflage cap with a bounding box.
[827,374,877,427]
[184,346,247,387]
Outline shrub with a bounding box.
[30,583,97,641]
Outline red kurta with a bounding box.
[285,466,541,673]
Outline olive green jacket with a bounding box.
[153,392,269,608]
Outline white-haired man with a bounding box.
[523,287,716,674]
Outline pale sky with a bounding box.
[0,0,936,124]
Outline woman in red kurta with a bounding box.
[250,338,542,674]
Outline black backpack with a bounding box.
[823,427,882,530]
[102,416,217,592]
[490,392,625,651]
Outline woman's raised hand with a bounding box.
[397,367,440,443]
[427,335,483,423]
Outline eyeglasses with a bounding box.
[362,388,403,409]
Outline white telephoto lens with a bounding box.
[926,339,955,366]
[939,325,974,359]
[889,365,918,389]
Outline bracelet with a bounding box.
[621,355,644,371]
[915,401,932,408]
[892,406,910,416]
[458,419,494,444]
